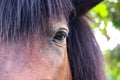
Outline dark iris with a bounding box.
[53,30,68,43]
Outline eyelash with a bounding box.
[52,29,68,44]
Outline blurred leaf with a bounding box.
[104,45,120,80]
[90,0,120,79]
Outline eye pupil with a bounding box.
[54,32,65,40]
[53,31,67,43]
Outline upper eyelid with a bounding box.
[48,27,69,40]
[57,28,69,33]
[54,28,69,37]
[47,22,69,38]
[53,23,69,32]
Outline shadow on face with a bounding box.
[0,18,72,80]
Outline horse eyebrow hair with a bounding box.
[0,0,74,42]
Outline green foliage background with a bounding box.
[90,0,120,80]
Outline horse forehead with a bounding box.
[0,40,50,72]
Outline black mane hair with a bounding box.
[67,16,105,80]
[0,0,105,80]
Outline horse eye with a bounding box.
[53,29,68,44]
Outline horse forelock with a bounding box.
[0,0,74,41]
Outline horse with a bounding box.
[0,0,105,80]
